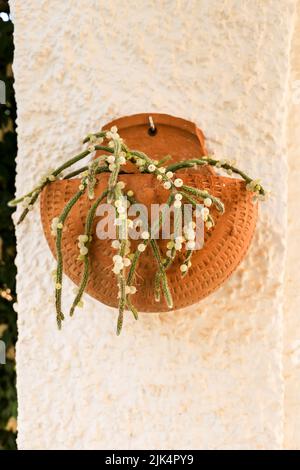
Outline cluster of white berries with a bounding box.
[166,229,194,274]
[112,254,131,275]
[106,125,119,140]
[77,234,89,257]
[87,133,104,148]
[174,193,182,208]
[111,237,134,305]
[105,126,125,153]
[166,236,183,256]
[245,179,268,201]
[39,171,56,186]
[183,222,197,249]
[51,217,63,237]
[193,197,214,230]
[215,158,236,174]
[21,195,34,211]
[106,151,127,171]
[136,159,185,192]
[112,219,138,299]
[246,179,261,193]
[116,284,137,298]
[135,158,145,171]
[162,177,183,191]
[181,223,197,273]
[165,222,195,256]
[117,284,137,298]
[114,190,128,223]
[111,239,131,255]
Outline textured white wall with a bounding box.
[11,0,297,449]
[284,5,300,450]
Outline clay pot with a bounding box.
[40,114,257,312]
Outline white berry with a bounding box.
[141,231,150,240]
[174,178,183,188]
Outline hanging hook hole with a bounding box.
[148,116,157,136]
[148,127,157,136]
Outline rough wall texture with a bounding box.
[11,0,296,449]
[284,4,300,450]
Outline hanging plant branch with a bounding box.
[150,238,173,309]
[54,180,88,328]
[70,188,108,317]
[167,157,266,199]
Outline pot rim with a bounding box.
[102,112,207,155]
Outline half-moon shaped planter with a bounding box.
[40,113,257,312]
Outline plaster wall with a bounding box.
[11,0,297,449]
[284,2,300,450]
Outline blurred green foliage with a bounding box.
[0,0,17,450]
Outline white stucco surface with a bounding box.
[11,0,297,449]
[284,5,300,450]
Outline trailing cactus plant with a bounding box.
[9,126,267,334]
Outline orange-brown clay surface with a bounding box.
[40,114,258,312]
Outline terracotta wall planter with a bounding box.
[40,114,257,312]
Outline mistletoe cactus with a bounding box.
[9,126,267,334]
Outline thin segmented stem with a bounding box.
[129,150,225,213]
[52,150,91,177]
[154,270,162,302]
[178,190,215,227]
[82,131,107,144]
[181,249,193,277]
[167,157,266,196]
[156,155,172,167]
[181,185,225,213]
[64,164,110,180]
[126,193,175,286]
[154,201,182,299]
[70,189,108,317]
[150,239,173,309]
[107,139,122,203]
[16,190,40,225]
[9,185,43,208]
[9,148,94,224]
[117,268,126,335]
[126,297,139,320]
[112,184,130,335]
[166,159,207,172]
[55,184,87,328]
